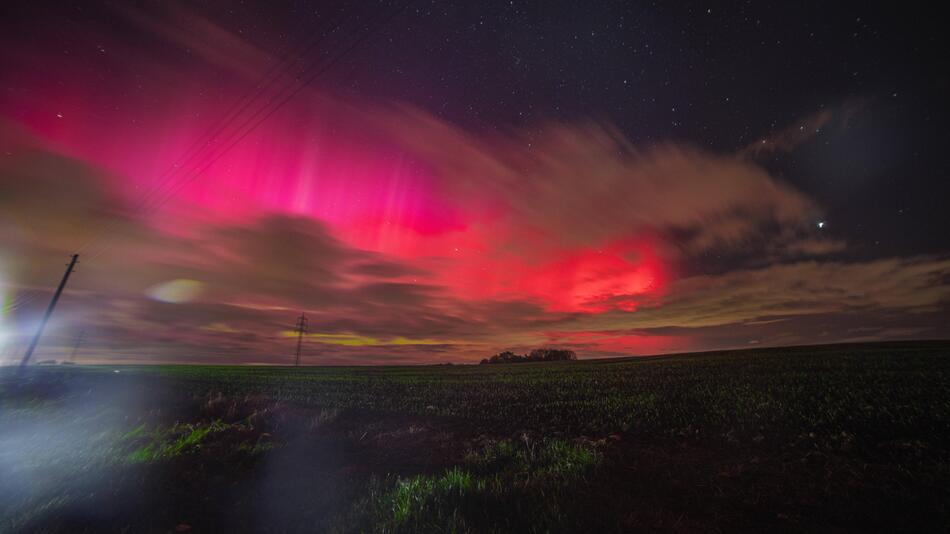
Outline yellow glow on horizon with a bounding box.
[279,331,452,346]
[201,322,239,333]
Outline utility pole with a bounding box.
[69,329,86,363]
[20,254,79,369]
[294,312,308,367]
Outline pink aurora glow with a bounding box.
[2,78,667,320]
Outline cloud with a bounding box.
[575,256,950,332]
[739,98,869,159]
[109,2,273,80]
[1,31,947,365]
[379,109,818,256]
[528,256,950,356]
[0,149,122,252]
[770,237,848,258]
[4,114,949,364]
[292,332,455,347]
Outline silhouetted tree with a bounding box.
[482,348,576,364]
[529,348,577,362]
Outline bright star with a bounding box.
[817,221,825,229]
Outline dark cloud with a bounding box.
[2,102,948,365]
[568,257,950,336]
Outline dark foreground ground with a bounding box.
[2,341,950,533]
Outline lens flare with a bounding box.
[146,279,203,303]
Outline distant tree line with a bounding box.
[480,348,577,365]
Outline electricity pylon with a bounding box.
[294,312,308,367]
[69,329,86,363]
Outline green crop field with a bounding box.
[2,341,950,532]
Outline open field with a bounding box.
[2,341,950,532]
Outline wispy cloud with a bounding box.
[0,9,945,364]
[739,98,869,159]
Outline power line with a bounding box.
[91,5,353,225]
[32,3,414,366]
[76,3,354,255]
[79,1,412,261]
[1,290,44,314]
[126,1,413,226]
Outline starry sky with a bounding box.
[1,1,948,364]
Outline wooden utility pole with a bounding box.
[20,254,79,369]
[294,312,308,367]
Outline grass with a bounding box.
[124,420,231,463]
[347,438,602,533]
[21,341,949,444]
[2,341,949,532]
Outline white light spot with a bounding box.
[146,279,203,303]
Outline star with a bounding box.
[817,221,826,229]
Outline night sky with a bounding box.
[1,1,948,364]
